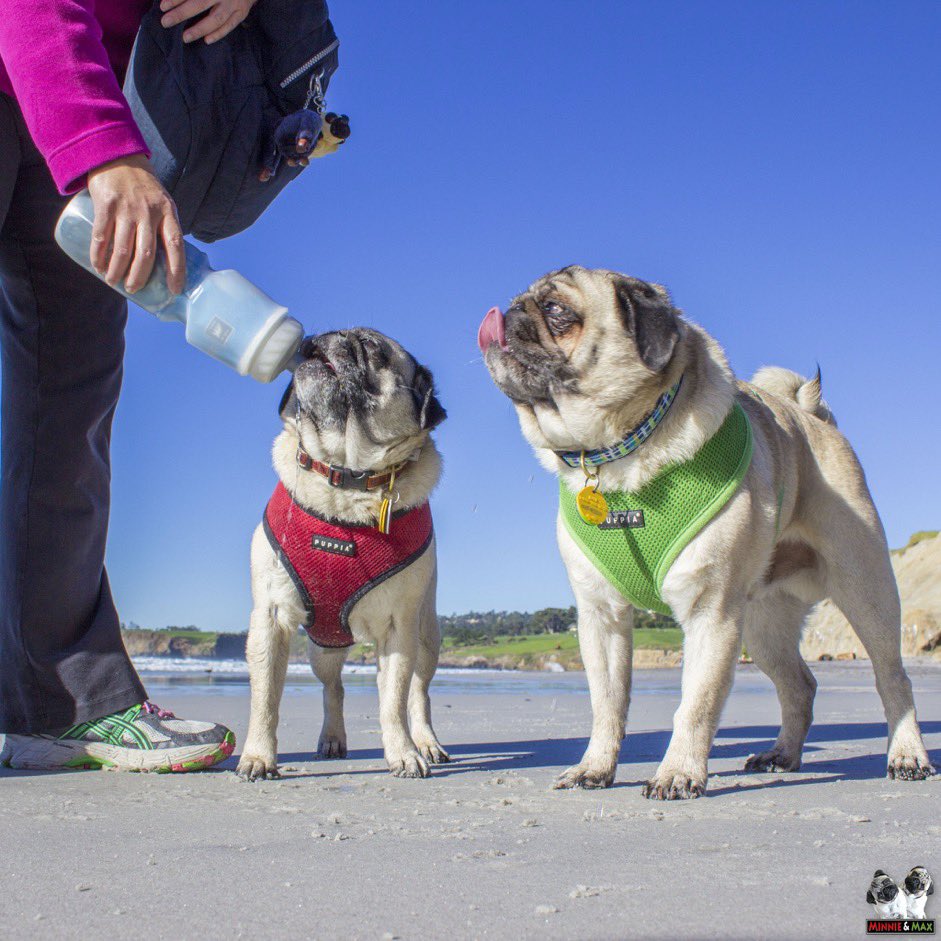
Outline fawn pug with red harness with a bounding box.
[238,329,449,781]
[480,265,933,799]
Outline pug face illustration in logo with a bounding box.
[903,867,935,921]
[865,867,935,934]
[867,871,907,920]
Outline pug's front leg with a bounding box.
[376,627,428,778]
[556,523,634,790]
[643,613,742,800]
[238,604,294,781]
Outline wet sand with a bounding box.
[1,660,939,940]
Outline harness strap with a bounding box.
[559,402,754,616]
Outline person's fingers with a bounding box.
[90,198,116,274]
[160,210,186,295]
[204,10,243,44]
[161,0,213,29]
[182,3,235,43]
[125,219,157,295]
[299,157,309,167]
[105,218,135,287]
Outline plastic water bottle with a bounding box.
[55,191,304,383]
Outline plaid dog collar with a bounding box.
[555,376,684,469]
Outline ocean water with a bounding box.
[133,656,377,676]
[130,655,710,697]
[132,657,788,699]
[132,655,600,696]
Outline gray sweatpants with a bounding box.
[0,94,147,733]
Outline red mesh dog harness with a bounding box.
[263,482,434,648]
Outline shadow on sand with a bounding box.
[242,720,941,791]
[4,721,937,789]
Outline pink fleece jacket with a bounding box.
[0,0,151,194]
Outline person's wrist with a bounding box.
[87,154,153,181]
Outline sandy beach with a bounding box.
[2,659,939,940]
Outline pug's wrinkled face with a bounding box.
[867,872,901,906]
[479,266,682,451]
[904,867,933,897]
[283,328,446,471]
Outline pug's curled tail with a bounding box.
[750,365,836,426]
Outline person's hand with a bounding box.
[159,0,257,45]
[86,155,186,295]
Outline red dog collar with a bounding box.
[295,446,404,492]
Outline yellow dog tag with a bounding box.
[576,486,608,525]
[576,451,608,525]
[377,496,392,535]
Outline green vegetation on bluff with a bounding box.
[897,530,939,552]
[438,606,675,646]
[121,606,681,670]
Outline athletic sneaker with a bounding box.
[0,702,235,772]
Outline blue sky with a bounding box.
[104,1,940,630]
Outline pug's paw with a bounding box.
[642,769,706,800]
[744,748,801,773]
[553,762,615,790]
[237,752,280,782]
[317,733,347,760]
[414,737,450,764]
[887,752,935,781]
[388,751,430,779]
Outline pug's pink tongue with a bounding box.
[477,307,506,353]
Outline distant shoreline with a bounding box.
[121,628,684,672]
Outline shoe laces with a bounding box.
[141,701,176,720]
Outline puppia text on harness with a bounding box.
[263,483,434,647]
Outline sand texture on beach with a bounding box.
[1,661,939,940]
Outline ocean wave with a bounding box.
[130,656,513,677]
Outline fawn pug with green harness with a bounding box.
[479,266,933,799]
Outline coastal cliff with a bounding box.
[800,530,941,661]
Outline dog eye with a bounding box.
[540,301,579,337]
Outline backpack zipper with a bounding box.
[280,38,340,89]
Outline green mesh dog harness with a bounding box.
[559,402,753,616]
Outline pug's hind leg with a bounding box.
[408,598,450,764]
[309,641,348,759]
[742,594,816,773]
[825,526,934,780]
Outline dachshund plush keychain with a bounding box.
[259,70,350,182]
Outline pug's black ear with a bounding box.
[278,379,297,420]
[929,883,935,896]
[874,871,887,878]
[614,276,680,373]
[413,364,447,430]
[866,890,875,904]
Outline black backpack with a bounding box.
[123,0,340,242]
